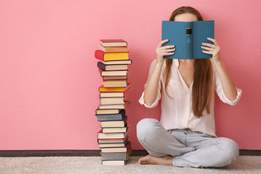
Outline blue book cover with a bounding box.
[162,20,214,59]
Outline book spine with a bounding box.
[95,50,104,61]
[97,61,105,71]
[95,39,131,165]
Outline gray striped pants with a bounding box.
[136,118,239,168]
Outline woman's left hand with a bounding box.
[201,37,221,62]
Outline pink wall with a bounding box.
[0,0,261,150]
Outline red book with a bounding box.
[95,50,104,61]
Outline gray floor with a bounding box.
[1,156,261,174]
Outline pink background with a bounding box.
[0,0,261,150]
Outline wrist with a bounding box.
[213,53,221,61]
[156,57,164,64]
[214,57,221,64]
[212,54,221,63]
[212,57,223,70]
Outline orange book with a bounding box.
[95,50,129,61]
[99,86,128,93]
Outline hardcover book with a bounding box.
[162,20,214,59]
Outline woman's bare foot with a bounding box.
[138,155,173,165]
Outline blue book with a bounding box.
[162,20,214,59]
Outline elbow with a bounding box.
[144,101,156,108]
[227,96,238,106]
[144,97,155,108]
[228,89,238,102]
[226,88,243,106]
[144,93,153,106]
[138,91,158,108]
[144,101,157,108]
[227,101,239,106]
[143,93,158,108]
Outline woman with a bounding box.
[136,6,242,168]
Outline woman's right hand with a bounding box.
[143,40,174,107]
[156,39,175,63]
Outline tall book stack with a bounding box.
[94,39,132,166]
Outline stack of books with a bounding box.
[94,39,132,165]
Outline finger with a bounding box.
[160,49,175,53]
[202,42,215,48]
[202,50,212,54]
[159,49,175,53]
[160,51,175,55]
[207,37,217,44]
[201,46,214,51]
[160,47,176,52]
[159,46,175,50]
[163,52,174,56]
[158,39,169,47]
[161,51,175,55]
[202,42,215,47]
[161,45,175,49]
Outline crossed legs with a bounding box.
[136,118,239,168]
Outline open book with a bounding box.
[162,20,214,59]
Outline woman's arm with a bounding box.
[201,38,240,102]
[143,40,175,106]
[212,58,238,101]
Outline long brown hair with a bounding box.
[165,6,213,117]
